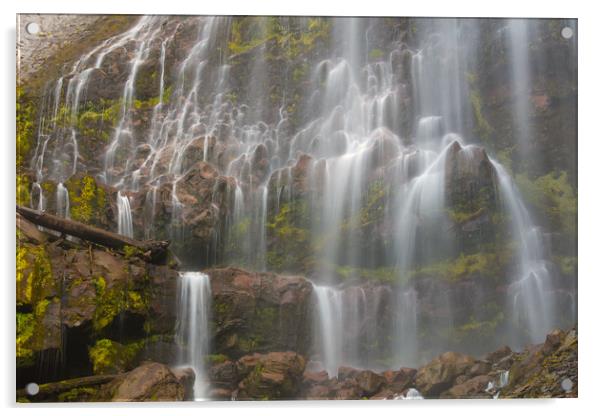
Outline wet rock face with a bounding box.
[444,141,499,253]
[207,268,313,358]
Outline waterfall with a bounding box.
[117,191,134,238]
[27,16,575,380]
[312,283,392,375]
[312,285,344,376]
[56,183,70,218]
[176,271,212,401]
[492,161,555,345]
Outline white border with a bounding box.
[2,1,600,415]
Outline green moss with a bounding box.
[67,175,107,224]
[58,387,97,402]
[336,265,397,283]
[88,338,143,375]
[408,248,512,282]
[16,313,35,365]
[238,336,261,354]
[554,255,577,276]
[16,244,54,306]
[369,48,385,60]
[92,273,149,332]
[75,99,122,143]
[16,174,31,206]
[123,245,141,259]
[16,86,36,169]
[450,311,505,345]
[205,354,229,365]
[266,200,312,272]
[515,171,577,239]
[229,16,330,60]
[467,75,493,146]
[94,276,106,296]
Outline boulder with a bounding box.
[208,360,238,389]
[468,361,492,377]
[236,351,306,400]
[485,345,513,364]
[441,375,491,399]
[416,351,476,397]
[302,370,330,386]
[337,366,361,381]
[356,370,386,396]
[382,367,416,391]
[305,384,331,400]
[172,367,195,401]
[103,362,185,402]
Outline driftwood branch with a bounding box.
[16,205,169,264]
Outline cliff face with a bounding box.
[16,15,577,401]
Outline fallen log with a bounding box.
[17,374,117,402]
[16,205,169,264]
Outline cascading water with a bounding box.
[117,191,134,238]
[56,183,70,218]
[312,285,344,376]
[27,15,575,382]
[176,271,212,401]
[493,161,555,345]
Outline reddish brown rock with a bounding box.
[208,268,313,357]
[485,345,513,364]
[303,370,330,386]
[305,385,331,400]
[468,361,492,377]
[209,360,238,389]
[356,370,386,396]
[236,351,306,400]
[416,351,476,397]
[441,375,491,399]
[104,362,185,402]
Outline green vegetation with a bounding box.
[16,313,35,366]
[368,48,385,60]
[16,174,31,208]
[553,255,577,277]
[205,354,229,365]
[88,338,144,375]
[449,309,505,345]
[335,265,397,283]
[515,171,577,238]
[408,248,513,283]
[16,244,54,306]
[57,387,98,402]
[266,200,312,272]
[466,73,493,147]
[75,99,122,142]
[16,86,36,169]
[229,17,330,59]
[92,274,149,332]
[67,175,107,224]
